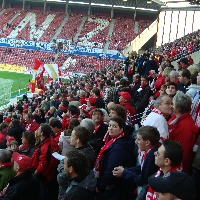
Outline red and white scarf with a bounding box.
[94,131,125,178]
[151,108,164,116]
[93,122,104,135]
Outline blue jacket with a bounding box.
[96,135,137,200]
[122,146,159,186]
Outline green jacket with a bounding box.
[0,166,16,191]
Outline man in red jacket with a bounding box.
[24,113,39,133]
[31,123,59,200]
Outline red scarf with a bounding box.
[146,164,182,200]
[93,122,104,135]
[94,131,125,177]
[0,161,13,168]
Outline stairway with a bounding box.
[103,18,115,52]
[134,21,138,34]
[51,14,69,42]
[73,16,87,43]
[3,10,21,30]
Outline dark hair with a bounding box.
[120,78,127,86]
[73,125,90,145]
[49,118,62,129]
[68,105,79,115]
[92,88,100,96]
[0,123,8,131]
[181,69,191,79]
[106,79,112,86]
[115,75,121,80]
[22,131,36,146]
[110,105,126,120]
[162,140,183,167]
[66,149,88,175]
[138,126,160,146]
[91,108,104,116]
[166,82,178,91]
[190,72,198,84]
[26,113,34,119]
[40,123,52,137]
[109,117,126,132]
[68,119,80,130]
[141,76,148,81]
[134,74,141,81]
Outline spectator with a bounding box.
[178,69,191,93]
[31,123,59,200]
[146,140,184,200]
[168,92,198,174]
[19,131,36,157]
[169,70,179,84]
[49,118,63,143]
[103,80,115,106]
[0,123,8,149]
[135,76,153,123]
[95,117,136,200]
[24,113,39,133]
[63,150,96,200]
[148,171,196,200]
[89,108,108,156]
[165,82,178,98]
[113,126,160,198]
[7,119,24,145]
[186,72,200,98]
[143,95,173,142]
[0,152,40,200]
[142,55,158,77]
[0,149,15,191]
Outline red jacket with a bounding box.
[31,137,59,183]
[62,115,77,130]
[120,101,136,117]
[168,113,198,175]
[154,74,165,95]
[25,120,39,133]
[79,97,87,105]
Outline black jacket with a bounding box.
[135,85,153,112]
[7,125,24,145]
[0,170,40,200]
[178,81,191,94]
[142,60,158,77]
[89,123,108,156]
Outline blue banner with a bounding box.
[0,38,125,60]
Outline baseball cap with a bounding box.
[148,171,196,200]
[12,152,31,171]
[85,97,96,105]
[118,92,131,101]
[6,136,16,143]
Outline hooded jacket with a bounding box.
[64,171,96,200]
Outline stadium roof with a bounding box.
[13,0,200,12]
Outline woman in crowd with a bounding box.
[168,92,198,175]
[19,131,36,157]
[95,117,137,200]
[165,81,178,98]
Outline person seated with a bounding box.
[62,150,96,200]
[113,126,160,197]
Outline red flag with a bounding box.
[46,75,51,83]
[92,58,101,68]
[26,82,32,90]
[34,58,43,70]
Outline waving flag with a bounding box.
[44,64,59,80]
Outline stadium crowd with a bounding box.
[0,49,199,200]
